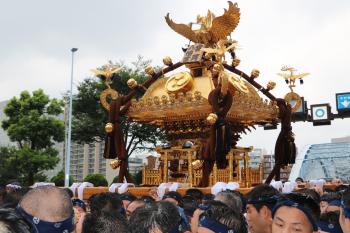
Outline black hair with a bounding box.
[246,184,279,211]
[342,188,350,207]
[64,188,74,199]
[295,188,321,204]
[321,192,342,202]
[280,192,321,222]
[185,188,203,204]
[163,191,182,204]
[201,200,248,233]
[320,211,340,225]
[1,188,30,209]
[139,195,155,203]
[88,192,124,219]
[0,208,32,233]
[129,201,181,233]
[215,190,244,213]
[182,195,197,218]
[295,177,304,182]
[82,212,129,233]
[202,193,215,205]
[335,184,349,193]
[120,193,137,202]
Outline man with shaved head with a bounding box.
[16,186,74,233]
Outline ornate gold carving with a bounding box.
[165,2,240,45]
[100,88,119,111]
[165,72,194,94]
[227,73,249,93]
[284,92,302,113]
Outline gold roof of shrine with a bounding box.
[128,68,279,125]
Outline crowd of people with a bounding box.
[0,181,350,233]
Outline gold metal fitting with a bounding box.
[251,69,260,78]
[163,56,173,66]
[145,66,155,76]
[266,81,276,91]
[232,58,241,67]
[110,159,121,169]
[192,160,204,170]
[127,78,138,89]
[206,113,218,125]
[105,123,114,133]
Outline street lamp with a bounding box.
[65,48,78,187]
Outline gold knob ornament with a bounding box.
[105,123,114,133]
[145,66,155,76]
[266,81,276,91]
[163,56,173,66]
[206,113,218,125]
[232,58,241,67]
[251,69,260,78]
[127,78,138,89]
[110,159,121,169]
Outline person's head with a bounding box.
[296,177,304,184]
[319,211,342,233]
[126,199,145,220]
[139,195,155,203]
[214,190,243,213]
[272,193,320,233]
[120,193,137,209]
[88,192,124,218]
[17,186,74,233]
[1,187,30,209]
[72,198,86,212]
[320,192,342,214]
[198,200,247,233]
[129,201,181,233]
[64,188,74,199]
[245,184,279,233]
[182,195,197,219]
[340,188,350,233]
[202,194,215,205]
[185,188,204,204]
[82,212,129,233]
[335,185,348,193]
[162,191,182,206]
[296,188,321,204]
[0,208,32,233]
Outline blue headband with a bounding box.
[72,198,86,209]
[328,199,342,207]
[199,216,234,233]
[16,204,74,233]
[247,195,279,205]
[272,200,318,231]
[341,200,350,218]
[318,221,343,233]
[162,193,181,203]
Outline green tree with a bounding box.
[72,58,166,160]
[84,173,108,187]
[1,89,65,185]
[51,170,73,186]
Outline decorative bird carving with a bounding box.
[277,66,310,91]
[165,1,240,46]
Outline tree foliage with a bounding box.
[72,58,167,157]
[51,170,73,186]
[84,173,108,187]
[1,89,65,185]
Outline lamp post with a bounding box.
[65,48,78,187]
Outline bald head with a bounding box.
[20,186,72,222]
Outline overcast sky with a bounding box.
[0,0,349,153]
